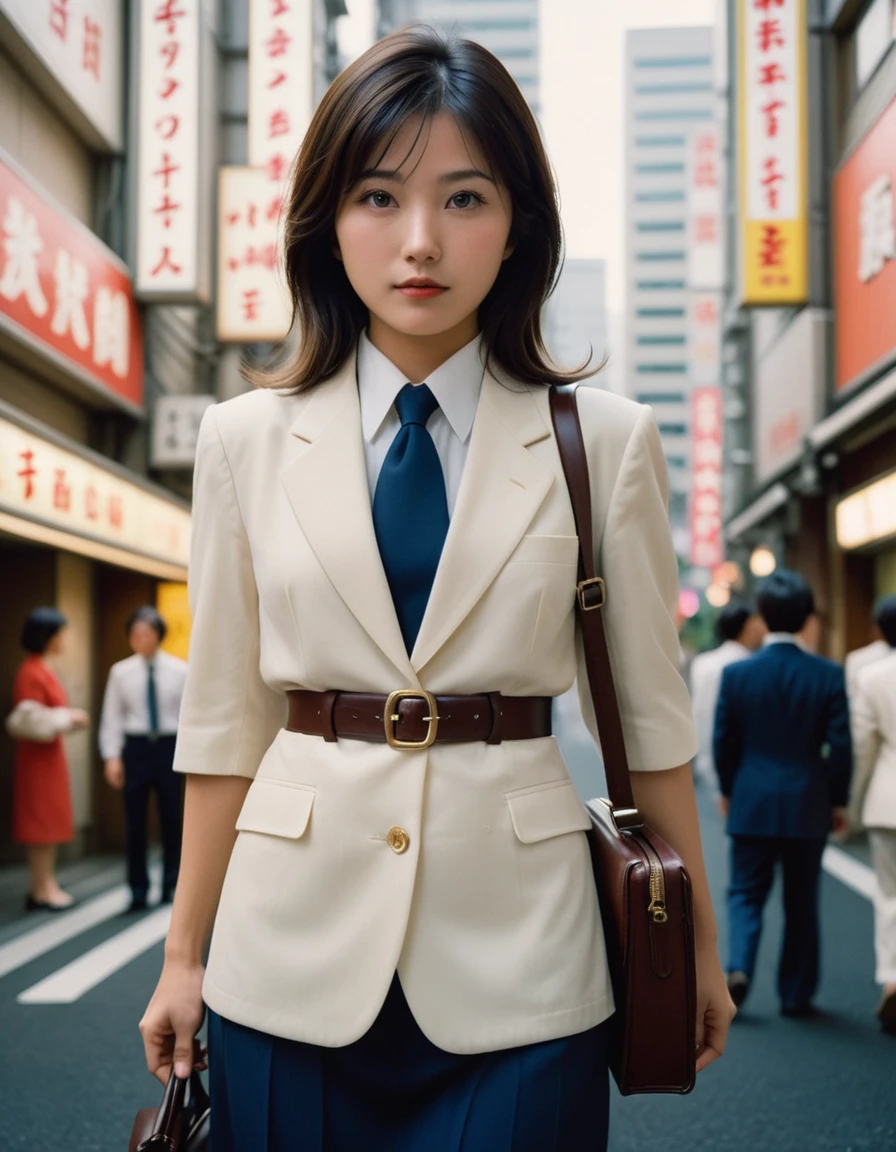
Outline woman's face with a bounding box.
[334,112,514,352]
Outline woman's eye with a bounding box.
[449,192,482,210]
[363,190,393,209]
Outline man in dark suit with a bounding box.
[713,570,852,1017]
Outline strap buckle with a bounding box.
[577,576,606,611]
[384,690,440,750]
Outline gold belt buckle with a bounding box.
[384,689,440,750]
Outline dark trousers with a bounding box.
[727,834,827,1009]
[122,734,181,900]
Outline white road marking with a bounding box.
[0,885,131,980]
[822,845,876,902]
[16,905,171,1004]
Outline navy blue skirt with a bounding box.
[207,976,610,1151]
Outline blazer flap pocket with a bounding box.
[505,780,591,844]
[510,534,579,565]
[235,780,315,839]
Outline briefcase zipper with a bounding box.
[633,833,669,924]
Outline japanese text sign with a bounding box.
[690,387,724,570]
[0,415,190,567]
[738,0,808,305]
[136,0,204,300]
[217,166,292,342]
[248,0,314,180]
[0,148,143,410]
[688,292,722,388]
[1,0,123,150]
[687,124,724,291]
[833,92,896,391]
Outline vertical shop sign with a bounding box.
[690,387,724,570]
[217,167,292,342]
[136,0,205,301]
[686,123,724,291]
[248,0,314,177]
[0,148,143,410]
[738,0,808,305]
[687,293,722,387]
[0,0,123,150]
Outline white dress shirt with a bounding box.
[357,330,485,516]
[845,638,890,701]
[98,650,188,759]
[763,633,802,648]
[688,639,750,785]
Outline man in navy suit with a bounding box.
[713,570,852,1016]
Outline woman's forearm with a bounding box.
[164,773,252,965]
[630,763,719,949]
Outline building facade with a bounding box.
[542,259,609,386]
[624,25,715,557]
[377,0,540,114]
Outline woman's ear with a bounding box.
[502,243,515,261]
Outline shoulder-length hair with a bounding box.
[253,25,599,392]
[20,607,67,654]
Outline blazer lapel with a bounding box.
[279,356,416,683]
[411,370,554,673]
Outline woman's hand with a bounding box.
[68,709,90,731]
[139,959,207,1084]
[694,940,736,1073]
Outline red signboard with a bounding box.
[0,150,143,410]
[690,387,724,570]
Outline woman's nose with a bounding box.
[401,209,441,263]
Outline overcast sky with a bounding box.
[338,0,718,312]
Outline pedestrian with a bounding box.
[99,606,187,912]
[714,569,852,1017]
[849,595,896,1032]
[139,28,734,1151]
[7,607,89,911]
[689,600,765,789]
[845,600,891,701]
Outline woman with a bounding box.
[10,607,89,911]
[141,28,734,1150]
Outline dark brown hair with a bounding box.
[253,25,600,392]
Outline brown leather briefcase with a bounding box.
[550,385,697,1095]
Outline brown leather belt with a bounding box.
[286,689,552,749]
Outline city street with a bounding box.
[0,697,892,1152]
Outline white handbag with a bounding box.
[4,699,72,743]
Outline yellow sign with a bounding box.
[157,582,192,660]
[738,0,808,305]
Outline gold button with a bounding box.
[386,826,410,854]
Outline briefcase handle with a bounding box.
[549,385,640,826]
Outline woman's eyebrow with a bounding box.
[356,167,495,184]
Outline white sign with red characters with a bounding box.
[217,166,292,343]
[690,387,724,571]
[248,0,314,180]
[0,416,191,568]
[0,148,143,411]
[687,292,722,388]
[686,124,724,292]
[1,0,123,150]
[738,0,808,305]
[135,0,204,300]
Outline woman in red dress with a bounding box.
[11,607,89,911]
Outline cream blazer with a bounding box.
[850,650,896,830]
[173,353,697,1054]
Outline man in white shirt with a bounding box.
[689,601,765,789]
[845,603,891,701]
[99,606,188,911]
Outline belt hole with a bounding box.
[352,712,359,719]
[473,714,479,719]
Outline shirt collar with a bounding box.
[357,330,485,444]
[763,633,802,649]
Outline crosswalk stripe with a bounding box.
[16,905,171,1004]
[0,885,131,981]
[822,845,876,901]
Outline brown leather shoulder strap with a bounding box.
[549,385,636,813]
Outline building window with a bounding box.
[635,135,687,147]
[658,422,689,437]
[635,252,686,262]
[634,83,713,95]
[463,19,536,31]
[635,280,686,290]
[666,456,688,469]
[637,393,687,405]
[635,364,687,373]
[855,0,893,90]
[633,56,712,69]
[635,191,686,202]
[636,306,686,317]
[635,163,686,174]
[636,335,687,345]
[635,221,685,232]
[634,109,713,121]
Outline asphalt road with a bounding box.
[0,691,892,1151]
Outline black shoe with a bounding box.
[780,1002,819,1018]
[25,894,75,913]
[726,970,749,1008]
[127,896,148,913]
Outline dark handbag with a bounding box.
[128,1069,210,1152]
[549,385,697,1096]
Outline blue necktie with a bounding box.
[147,662,159,735]
[373,384,450,653]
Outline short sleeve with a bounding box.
[576,405,697,772]
[172,405,286,778]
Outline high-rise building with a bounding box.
[377,0,540,114]
[543,259,608,386]
[624,26,714,555]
